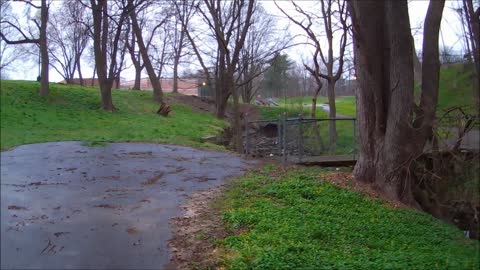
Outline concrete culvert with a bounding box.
[260,123,278,138]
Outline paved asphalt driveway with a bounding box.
[1,142,254,269]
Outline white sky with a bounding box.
[1,0,468,82]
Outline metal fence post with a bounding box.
[244,112,249,156]
[298,113,304,163]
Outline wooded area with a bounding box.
[1,0,479,237]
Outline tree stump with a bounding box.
[157,103,171,117]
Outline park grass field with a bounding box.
[262,63,476,120]
[0,80,226,150]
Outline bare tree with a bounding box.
[0,1,25,74]
[48,1,89,84]
[237,4,287,104]
[88,0,131,111]
[277,0,349,152]
[174,0,213,96]
[125,15,144,90]
[348,0,445,204]
[1,0,50,96]
[171,0,194,93]
[150,17,174,88]
[462,0,480,115]
[128,0,170,106]
[196,0,256,152]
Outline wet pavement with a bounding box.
[1,142,255,269]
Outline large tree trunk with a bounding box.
[172,53,180,93]
[311,85,325,151]
[77,59,84,86]
[411,34,422,86]
[463,0,480,116]
[349,0,444,204]
[91,66,96,87]
[39,0,49,97]
[215,94,228,119]
[133,65,141,90]
[130,6,163,103]
[172,29,184,94]
[311,85,321,118]
[215,53,228,119]
[326,81,337,152]
[100,80,115,111]
[91,0,116,111]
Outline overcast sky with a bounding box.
[2,0,468,82]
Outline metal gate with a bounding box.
[244,113,358,165]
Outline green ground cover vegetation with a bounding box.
[215,166,479,269]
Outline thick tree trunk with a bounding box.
[463,0,480,116]
[326,81,337,152]
[349,0,444,204]
[100,81,115,111]
[172,62,179,93]
[39,0,49,97]
[311,85,325,151]
[411,34,422,86]
[172,25,185,94]
[311,89,321,118]
[77,59,84,86]
[215,95,228,119]
[133,65,141,90]
[130,7,163,103]
[215,54,228,119]
[91,0,117,111]
[91,66,96,87]
[114,76,120,89]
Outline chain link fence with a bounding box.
[244,113,358,164]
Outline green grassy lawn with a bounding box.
[267,63,476,120]
[216,166,479,269]
[0,80,226,150]
[436,63,476,114]
[268,96,356,118]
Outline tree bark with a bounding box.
[133,66,141,90]
[311,84,322,118]
[463,0,480,116]
[77,58,84,86]
[172,28,184,94]
[130,4,163,103]
[101,80,115,110]
[411,34,422,86]
[39,0,49,97]
[326,81,337,152]
[172,56,180,93]
[349,0,444,204]
[91,0,116,111]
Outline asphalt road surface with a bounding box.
[1,142,254,269]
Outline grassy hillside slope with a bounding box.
[436,63,476,114]
[0,80,226,150]
[265,63,476,119]
[216,166,479,269]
